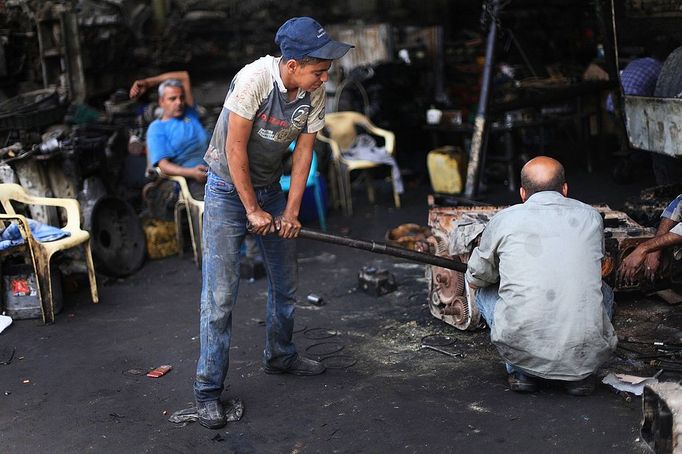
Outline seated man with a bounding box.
[619,194,682,283]
[466,156,617,395]
[129,71,208,199]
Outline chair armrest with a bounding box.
[0,213,34,241]
[360,122,396,155]
[9,195,83,233]
[317,134,344,161]
[155,166,203,205]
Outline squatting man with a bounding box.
[466,156,617,395]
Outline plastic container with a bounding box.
[2,263,62,320]
[427,146,467,194]
[426,106,443,125]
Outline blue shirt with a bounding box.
[146,106,208,168]
[607,57,663,112]
[662,195,682,221]
[661,195,682,237]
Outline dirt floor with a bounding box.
[0,165,678,453]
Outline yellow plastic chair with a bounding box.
[317,111,401,216]
[0,183,98,324]
[154,170,204,267]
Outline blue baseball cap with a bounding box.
[275,17,353,61]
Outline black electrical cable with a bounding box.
[320,355,357,369]
[303,327,338,340]
[305,342,345,356]
[292,325,307,334]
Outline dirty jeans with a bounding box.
[475,282,614,375]
[194,171,298,402]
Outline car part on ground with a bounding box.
[641,382,682,454]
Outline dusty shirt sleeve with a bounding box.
[305,87,326,133]
[224,65,271,121]
[465,216,501,288]
[662,195,682,221]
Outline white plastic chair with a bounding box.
[154,170,204,267]
[0,183,98,324]
[318,111,401,216]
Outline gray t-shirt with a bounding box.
[204,55,326,187]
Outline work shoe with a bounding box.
[264,355,326,376]
[196,400,226,429]
[507,371,539,393]
[564,375,597,396]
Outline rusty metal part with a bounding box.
[642,382,682,453]
[358,266,397,297]
[385,223,432,250]
[434,271,463,305]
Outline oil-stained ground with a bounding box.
[0,167,673,453]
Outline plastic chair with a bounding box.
[154,170,204,268]
[279,142,327,231]
[0,183,98,324]
[317,111,400,216]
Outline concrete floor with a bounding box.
[0,164,673,453]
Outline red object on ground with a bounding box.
[146,365,172,378]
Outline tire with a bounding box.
[654,46,682,98]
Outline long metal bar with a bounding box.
[464,0,500,197]
[298,228,467,273]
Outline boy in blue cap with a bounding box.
[194,17,353,429]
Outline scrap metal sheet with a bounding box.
[624,95,682,156]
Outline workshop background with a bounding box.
[1,1,682,453]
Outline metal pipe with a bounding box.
[464,0,500,197]
[297,228,467,273]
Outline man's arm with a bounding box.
[129,71,194,106]
[642,217,678,280]
[276,133,315,239]
[157,158,207,184]
[226,112,273,236]
[619,226,682,282]
[465,221,501,289]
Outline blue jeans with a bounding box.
[194,171,298,402]
[475,282,615,375]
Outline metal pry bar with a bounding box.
[297,228,467,273]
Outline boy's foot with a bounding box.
[196,400,227,429]
[264,356,326,376]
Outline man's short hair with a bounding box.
[158,79,183,98]
[520,165,565,197]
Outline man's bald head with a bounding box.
[520,156,567,201]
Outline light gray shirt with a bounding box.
[466,191,617,380]
[661,194,682,236]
